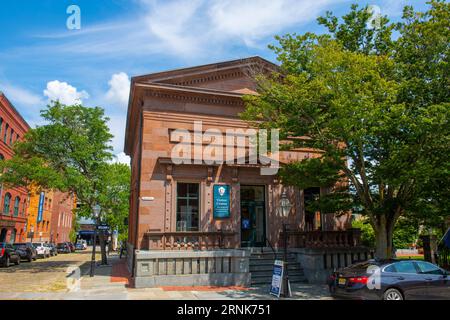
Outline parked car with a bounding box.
[13,242,37,262]
[75,241,87,250]
[66,242,75,253]
[32,242,51,258]
[45,243,58,256]
[56,242,71,254]
[0,242,21,267]
[328,259,450,300]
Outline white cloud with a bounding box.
[208,0,339,46]
[14,0,342,60]
[142,0,344,52]
[111,152,131,166]
[44,80,89,105]
[107,114,127,155]
[144,0,206,55]
[1,83,44,107]
[105,72,130,109]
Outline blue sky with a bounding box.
[0,0,430,162]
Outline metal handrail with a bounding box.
[262,235,278,260]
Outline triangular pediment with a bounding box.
[133,56,278,93]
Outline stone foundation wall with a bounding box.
[133,249,250,288]
[291,247,374,284]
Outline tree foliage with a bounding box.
[0,102,130,262]
[242,1,449,258]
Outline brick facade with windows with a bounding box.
[0,92,30,243]
[50,191,76,243]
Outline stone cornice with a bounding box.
[137,83,245,107]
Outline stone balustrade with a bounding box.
[283,228,362,248]
[145,231,237,250]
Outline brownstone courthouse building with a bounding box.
[124,57,368,287]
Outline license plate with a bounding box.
[338,278,346,285]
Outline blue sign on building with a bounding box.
[213,184,230,219]
[37,192,45,223]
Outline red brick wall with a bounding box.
[0,93,30,243]
[50,191,76,243]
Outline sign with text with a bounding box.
[96,224,109,231]
[37,192,45,223]
[213,185,230,219]
[270,260,284,297]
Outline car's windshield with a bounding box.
[32,243,41,248]
[57,243,65,248]
[13,244,27,249]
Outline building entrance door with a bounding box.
[0,228,7,243]
[240,185,266,247]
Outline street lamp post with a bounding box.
[89,205,100,277]
[280,191,292,298]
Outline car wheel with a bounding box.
[5,256,10,267]
[28,256,32,262]
[384,288,403,300]
[15,258,20,265]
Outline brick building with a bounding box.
[124,57,362,287]
[26,188,76,243]
[26,187,54,242]
[0,91,77,244]
[0,92,30,243]
[50,191,76,243]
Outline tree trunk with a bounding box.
[98,231,108,265]
[374,215,394,259]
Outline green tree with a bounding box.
[98,163,130,251]
[352,218,375,248]
[0,102,129,264]
[242,1,449,259]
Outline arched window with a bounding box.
[9,128,14,145]
[13,196,20,216]
[3,124,8,143]
[22,199,26,216]
[0,228,7,242]
[3,193,11,215]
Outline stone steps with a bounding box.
[251,274,307,285]
[249,249,307,286]
[250,263,304,272]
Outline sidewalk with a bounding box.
[1,253,332,300]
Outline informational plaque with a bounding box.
[213,185,230,219]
